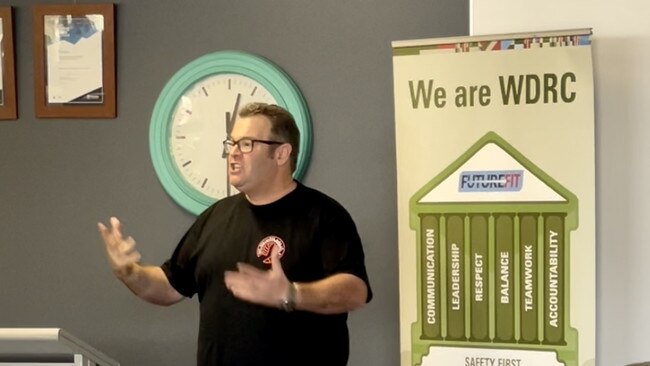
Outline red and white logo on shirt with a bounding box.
[256,235,286,264]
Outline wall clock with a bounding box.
[149,50,312,215]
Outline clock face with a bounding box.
[169,73,277,200]
[150,50,312,215]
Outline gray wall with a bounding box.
[0,1,468,365]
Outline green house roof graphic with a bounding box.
[410,131,578,220]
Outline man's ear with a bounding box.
[275,143,293,167]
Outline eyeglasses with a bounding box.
[222,138,284,154]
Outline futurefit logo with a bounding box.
[459,170,524,192]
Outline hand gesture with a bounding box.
[97,217,142,279]
[224,245,290,308]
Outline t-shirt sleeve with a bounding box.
[160,211,211,298]
[160,230,197,298]
[320,203,373,303]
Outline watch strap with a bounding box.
[280,282,297,312]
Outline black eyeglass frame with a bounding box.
[222,138,285,154]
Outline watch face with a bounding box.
[170,73,277,200]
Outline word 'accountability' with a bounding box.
[408,73,577,109]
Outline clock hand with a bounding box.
[222,111,231,159]
[228,93,241,132]
[224,111,232,196]
[222,93,241,158]
[224,93,241,196]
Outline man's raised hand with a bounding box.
[98,217,142,279]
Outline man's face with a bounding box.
[227,115,278,195]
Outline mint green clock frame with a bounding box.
[149,50,312,215]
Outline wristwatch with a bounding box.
[281,282,297,312]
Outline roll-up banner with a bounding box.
[392,29,594,366]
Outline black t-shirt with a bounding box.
[161,183,372,366]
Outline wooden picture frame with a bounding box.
[0,7,17,120]
[33,3,115,118]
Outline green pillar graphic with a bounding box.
[519,213,540,344]
[445,214,465,341]
[544,214,566,345]
[494,214,515,343]
[420,214,442,340]
[469,214,490,342]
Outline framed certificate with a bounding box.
[32,3,116,118]
[0,7,17,120]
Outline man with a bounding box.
[98,102,372,366]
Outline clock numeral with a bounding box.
[228,79,232,90]
[250,86,257,96]
[182,160,192,167]
[201,178,208,188]
[176,135,186,139]
[202,87,209,96]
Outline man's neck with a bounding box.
[245,179,297,206]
